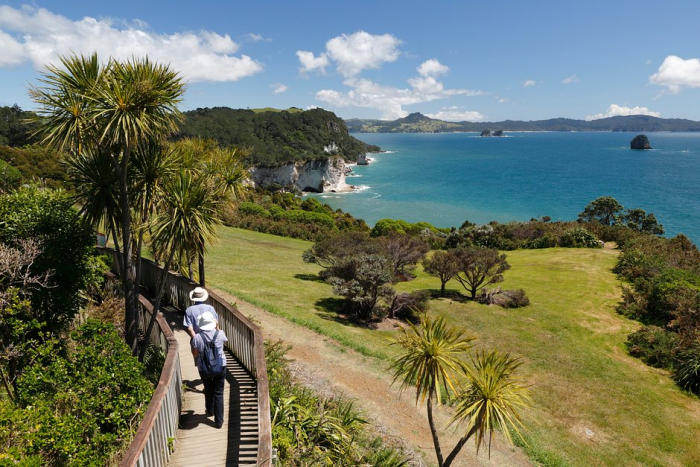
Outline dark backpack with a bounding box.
[200,330,223,375]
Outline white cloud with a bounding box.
[417,59,449,77]
[296,50,330,74]
[650,55,700,93]
[298,30,401,78]
[271,83,288,94]
[585,104,660,121]
[424,110,485,122]
[523,80,536,88]
[563,74,579,84]
[0,5,263,82]
[0,30,24,67]
[247,33,271,43]
[315,69,483,120]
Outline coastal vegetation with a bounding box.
[266,340,409,465]
[205,226,700,466]
[0,187,154,465]
[226,193,369,241]
[177,106,380,166]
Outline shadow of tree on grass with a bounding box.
[294,273,326,283]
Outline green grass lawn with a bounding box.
[206,227,700,467]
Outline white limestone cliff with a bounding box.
[249,156,354,193]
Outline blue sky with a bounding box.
[2,0,700,122]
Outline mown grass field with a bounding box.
[206,227,700,467]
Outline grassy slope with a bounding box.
[206,227,700,467]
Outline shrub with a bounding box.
[626,326,680,369]
[0,187,94,329]
[674,342,700,394]
[560,227,601,248]
[388,290,431,321]
[265,340,408,465]
[0,159,21,193]
[478,287,530,308]
[237,201,271,218]
[6,320,153,465]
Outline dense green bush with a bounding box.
[237,201,271,218]
[615,231,700,395]
[224,194,369,242]
[0,159,21,192]
[0,144,69,189]
[626,326,681,369]
[674,342,700,394]
[371,218,448,238]
[560,227,601,248]
[2,320,153,465]
[0,187,94,329]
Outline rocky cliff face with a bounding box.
[249,156,353,193]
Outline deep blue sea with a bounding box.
[309,132,700,243]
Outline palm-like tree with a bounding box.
[139,168,221,359]
[444,350,531,465]
[391,314,474,466]
[64,147,123,269]
[30,53,184,353]
[390,314,530,467]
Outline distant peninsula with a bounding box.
[345,112,700,133]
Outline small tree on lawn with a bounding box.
[380,233,430,279]
[423,250,459,297]
[326,253,394,319]
[453,247,511,299]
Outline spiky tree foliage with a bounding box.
[391,314,474,466]
[139,169,221,359]
[443,350,531,465]
[64,148,122,267]
[391,315,530,467]
[30,53,184,353]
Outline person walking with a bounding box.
[183,286,218,338]
[191,311,228,428]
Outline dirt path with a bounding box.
[213,289,532,467]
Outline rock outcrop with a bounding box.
[249,156,353,193]
[480,129,491,137]
[356,153,369,165]
[631,134,652,149]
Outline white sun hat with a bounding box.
[189,286,209,302]
[197,311,217,331]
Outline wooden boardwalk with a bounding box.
[161,308,260,466]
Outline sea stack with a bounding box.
[631,134,652,150]
[480,129,491,137]
[357,153,369,165]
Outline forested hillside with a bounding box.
[346,113,700,133]
[178,107,379,166]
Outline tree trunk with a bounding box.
[427,391,444,467]
[198,250,205,286]
[113,148,139,355]
[440,281,446,297]
[138,247,176,361]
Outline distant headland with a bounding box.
[345,112,700,133]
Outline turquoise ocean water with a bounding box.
[309,132,700,243]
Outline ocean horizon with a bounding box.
[308,132,700,244]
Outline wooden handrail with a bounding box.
[100,248,273,466]
[120,296,181,466]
